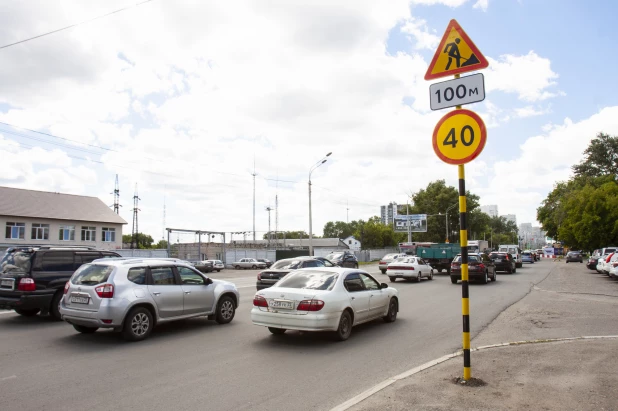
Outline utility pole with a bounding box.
[111,174,121,214]
[162,194,166,241]
[275,194,279,250]
[346,199,349,224]
[131,184,140,249]
[265,206,273,249]
[252,158,257,242]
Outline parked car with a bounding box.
[597,253,614,274]
[324,251,359,269]
[193,260,215,273]
[257,258,273,268]
[522,251,535,264]
[607,254,618,279]
[233,258,267,270]
[488,252,517,273]
[450,253,497,284]
[565,251,583,263]
[536,249,545,259]
[498,245,522,268]
[256,257,328,290]
[386,256,434,282]
[0,246,121,319]
[251,267,398,341]
[587,249,601,270]
[207,260,225,272]
[378,253,406,274]
[60,258,239,341]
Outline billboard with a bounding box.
[394,214,427,232]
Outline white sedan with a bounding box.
[251,267,399,341]
[386,256,434,282]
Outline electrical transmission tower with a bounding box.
[111,174,121,213]
[131,184,140,249]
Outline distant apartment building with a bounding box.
[501,214,517,226]
[480,205,499,217]
[380,202,398,225]
[519,223,533,233]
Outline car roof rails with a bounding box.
[38,245,97,250]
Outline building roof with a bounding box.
[0,186,127,225]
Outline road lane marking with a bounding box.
[0,375,17,382]
[330,334,618,411]
[0,310,14,315]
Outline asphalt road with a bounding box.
[0,260,554,411]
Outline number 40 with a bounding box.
[443,125,474,148]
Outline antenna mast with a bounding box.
[131,184,141,249]
[111,174,121,213]
[252,158,257,241]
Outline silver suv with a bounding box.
[59,258,239,341]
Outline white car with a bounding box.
[378,253,407,274]
[597,253,612,274]
[608,254,618,278]
[251,267,398,341]
[207,260,225,272]
[386,256,434,282]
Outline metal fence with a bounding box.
[116,249,169,258]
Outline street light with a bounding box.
[444,202,459,243]
[309,152,332,256]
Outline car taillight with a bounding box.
[297,300,325,311]
[95,284,114,298]
[379,261,385,264]
[253,295,268,307]
[257,273,262,281]
[64,281,70,294]
[478,264,485,270]
[17,278,36,292]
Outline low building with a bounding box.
[343,236,361,251]
[0,186,127,251]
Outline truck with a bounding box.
[467,240,489,254]
[399,242,460,274]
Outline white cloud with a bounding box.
[411,0,470,6]
[514,105,551,118]
[486,51,565,102]
[401,17,441,50]
[473,0,489,11]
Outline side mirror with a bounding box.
[381,283,388,289]
[205,278,213,285]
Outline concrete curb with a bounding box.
[330,335,618,411]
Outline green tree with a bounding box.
[572,133,618,178]
[264,231,309,240]
[322,221,357,239]
[122,233,154,249]
[153,239,168,249]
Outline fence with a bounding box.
[116,249,169,258]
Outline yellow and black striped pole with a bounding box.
[458,164,471,380]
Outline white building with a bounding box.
[501,214,517,226]
[480,205,499,217]
[343,236,361,251]
[380,203,397,225]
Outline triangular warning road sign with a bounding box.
[424,19,489,80]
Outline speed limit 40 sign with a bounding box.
[432,109,486,165]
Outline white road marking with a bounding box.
[0,375,17,382]
[0,310,15,315]
[330,334,618,411]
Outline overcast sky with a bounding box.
[1,0,616,242]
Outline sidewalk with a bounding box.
[348,261,618,410]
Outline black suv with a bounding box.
[0,246,121,319]
[325,251,359,269]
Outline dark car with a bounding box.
[257,258,273,268]
[488,252,516,274]
[565,251,583,263]
[450,253,497,284]
[0,246,121,319]
[324,251,359,269]
[256,257,330,290]
[587,249,601,270]
[192,260,215,273]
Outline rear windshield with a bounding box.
[604,248,616,254]
[1,250,34,274]
[275,270,339,291]
[382,254,398,260]
[326,253,344,260]
[453,255,480,263]
[71,264,114,285]
[271,260,302,270]
[489,253,508,258]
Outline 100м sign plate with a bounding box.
[429,73,485,111]
[432,109,486,165]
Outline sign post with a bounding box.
[424,19,488,382]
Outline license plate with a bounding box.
[269,300,294,310]
[494,259,503,262]
[70,295,90,304]
[1,279,14,290]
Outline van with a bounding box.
[498,244,522,268]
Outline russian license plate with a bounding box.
[494,259,502,262]
[269,300,294,310]
[70,295,90,304]
[1,279,14,289]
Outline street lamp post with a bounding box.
[309,152,332,256]
[445,202,459,243]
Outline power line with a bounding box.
[0,0,156,51]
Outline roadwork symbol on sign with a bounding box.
[424,19,488,80]
[432,109,487,165]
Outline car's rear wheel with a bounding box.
[417,272,422,282]
[235,265,240,269]
[483,271,488,284]
[380,269,386,274]
[268,327,286,335]
[49,292,63,321]
[73,325,98,334]
[215,296,235,324]
[389,276,396,282]
[334,311,352,341]
[383,298,397,323]
[492,271,497,282]
[450,277,458,284]
[252,265,257,269]
[428,270,434,280]
[14,308,40,317]
[122,307,153,342]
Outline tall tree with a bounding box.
[572,133,618,178]
[122,232,154,249]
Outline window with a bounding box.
[127,267,147,285]
[31,223,49,240]
[74,252,103,269]
[302,260,322,268]
[5,222,25,239]
[275,270,338,291]
[349,240,352,245]
[81,226,96,241]
[360,273,380,290]
[41,251,74,271]
[72,264,114,285]
[102,227,116,242]
[178,267,205,285]
[344,273,364,292]
[151,267,176,285]
[59,225,75,241]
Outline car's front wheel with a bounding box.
[14,308,40,317]
[483,271,488,284]
[383,298,398,323]
[122,307,153,342]
[389,276,396,282]
[450,277,458,284]
[73,325,98,334]
[49,292,63,320]
[234,265,240,270]
[268,327,286,335]
[252,265,257,269]
[428,270,434,280]
[215,296,235,324]
[334,311,352,341]
[380,269,386,274]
